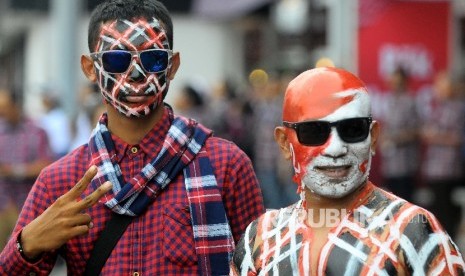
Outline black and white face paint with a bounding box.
[93,17,172,117]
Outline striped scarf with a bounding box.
[88,111,233,275]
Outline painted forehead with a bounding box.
[283,68,369,122]
[95,17,169,52]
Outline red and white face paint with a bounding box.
[93,18,172,117]
[283,67,372,198]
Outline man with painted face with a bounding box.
[230,67,465,275]
[0,0,264,275]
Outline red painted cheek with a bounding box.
[293,134,331,164]
[359,159,369,174]
[291,133,330,185]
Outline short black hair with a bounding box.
[88,0,173,52]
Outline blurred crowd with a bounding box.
[174,70,300,211]
[376,67,465,249]
[1,67,465,252]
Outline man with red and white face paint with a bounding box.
[0,1,265,275]
[231,67,465,275]
[283,67,373,199]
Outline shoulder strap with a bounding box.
[84,213,134,276]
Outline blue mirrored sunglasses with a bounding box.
[90,49,171,74]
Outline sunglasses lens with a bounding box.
[101,51,132,73]
[337,118,370,143]
[140,50,169,73]
[292,117,371,146]
[298,122,330,146]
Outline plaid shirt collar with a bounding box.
[110,106,172,163]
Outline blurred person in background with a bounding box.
[209,79,256,159]
[69,83,102,151]
[249,70,298,209]
[0,1,264,275]
[379,67,419,202]
[39,87,72,159]
[231,67,464,275]
[173,81,212,127]
[0,89,53,250]
[420,70,465,240]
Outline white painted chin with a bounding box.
[301,157,371,199]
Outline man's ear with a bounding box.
[81,55,97,82]
[274,126,292,160]
[370,120,380,153]
[168,52,180,80]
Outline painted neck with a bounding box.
[305,181,368,213]
[106,104,165,145]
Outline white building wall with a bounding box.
[166,16,245,104]
[24,18,53,116]
[24,17,89,117]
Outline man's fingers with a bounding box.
[71,225,92,237]
[77,181,113,210]
[62,166,98,201]
[69,213,92,227]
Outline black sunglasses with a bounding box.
[90,49,172,74]
[283,117,372,146]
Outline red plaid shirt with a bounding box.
[0,109,265,275]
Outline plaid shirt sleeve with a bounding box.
[211,138,265,242]
[0,171,59,275]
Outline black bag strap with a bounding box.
[84,213,135,276]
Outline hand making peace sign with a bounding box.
[19,166,112,260]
